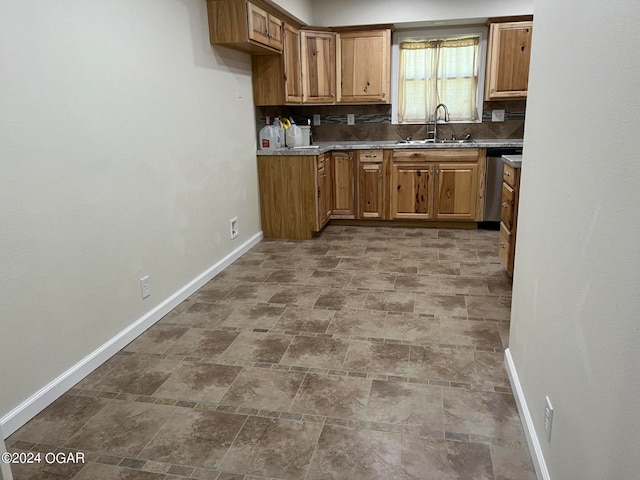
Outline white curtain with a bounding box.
[398,37,479,123]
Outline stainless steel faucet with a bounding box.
[429,103,450,141]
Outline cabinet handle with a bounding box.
[381,92,386,98]
[500,243,506,248]
[331,93,335,97]
[504,172,511,177]
[502,202,509,208]
[364,154,377,158]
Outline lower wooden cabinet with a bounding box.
[391,149,484,221]
[357,150,385,219]
[257,154,328,240]
[331,151,355,218]
[499,162,521,276]
[317,154,332,229]
[257,148,486,240]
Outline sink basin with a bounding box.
[395,139,436,145]
[396,139,474,145]
[435,139,474,144]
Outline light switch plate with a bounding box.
[492,109,505,122]
[347,114,355,125]
[313,114,321,126]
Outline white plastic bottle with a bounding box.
[259,121,277,150]
[285,117,302,147]
[273,117,285,148]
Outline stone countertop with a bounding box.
[502,154,523,168]
[256,139,524,155]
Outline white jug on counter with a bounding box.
[285,118,302,147]
[259,122,278,150]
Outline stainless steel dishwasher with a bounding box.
[484,147,522,222]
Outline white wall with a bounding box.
[509,0,640,478]
[271,0,314,25]
[0,0,260,425]
[311,0,533,27]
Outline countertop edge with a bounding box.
[257,139,524,156]
[502,154,523,168]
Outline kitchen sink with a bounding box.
[395,139,436,145]
[396,138,474,145]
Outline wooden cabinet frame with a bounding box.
[301,31,337,104]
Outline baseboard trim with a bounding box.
[504,348,551,480]
[1,232,263,438]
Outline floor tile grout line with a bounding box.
[216,413,251,472]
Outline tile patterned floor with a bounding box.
[6,226,537,480]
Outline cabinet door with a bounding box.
[358,153,384,219]
[486,21,533,99]
[247,3,271,47]
[338,30,390,103]
[267,14,283,50]
[391,163,434,219]
[317,155,332,229]
[301,31,336,103]
[331,151,355,218]
[434,162,478,220]
[283,24,303,103]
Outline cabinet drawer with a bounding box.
[393,149,479,163]
[499,222,513,274]
[503,163,517,188]
[359,150,383,163]
[500,182,515,229]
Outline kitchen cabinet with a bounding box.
[337,30,391,103]
[485,20,533,100]
[301,31,337,104]
[317,154,332,228]
[252,23,303,105]
[257,154,329,240]
[357,150,386,219]
[331,151,355,218]
[207,0,283,54]
[392,149,483,221]
[499,162,521,276]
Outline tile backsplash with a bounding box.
[256,101,525,142]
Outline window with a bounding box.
[392,27,487,124]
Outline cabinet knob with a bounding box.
[381,92,386,98]
[500,243,506,248]
[502,202,509,208]
[504,172,511,177]
[330,93,335,97]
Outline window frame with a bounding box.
[391,26,488,125]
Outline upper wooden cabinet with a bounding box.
[207,0,283,54]
[301,31,337,103]
[485,21,533,100]
[252,23,302,105]
[337,30,391,103]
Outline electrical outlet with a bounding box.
[544,396,554,442]
[230,216,239,239]
[492,109,505,122]
[140,275,151,299]
[313,114,321,126]
[347,114,355,125]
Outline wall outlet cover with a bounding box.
[313,114,321,126]
[492,109,505,122]
[347,114,355,125]
[140,275,151,299]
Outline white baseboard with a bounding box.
[1,232,263,438]
[504,348,551,480]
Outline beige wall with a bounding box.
[509,0,640,478]
[311,0,533,27]
[272,0,314,24]
[0,0,260,423]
